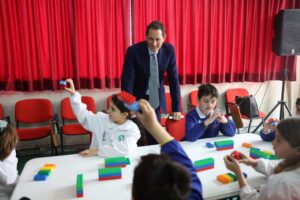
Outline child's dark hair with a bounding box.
[0,124,18,161]
[132,154,191,200]
[197,84,219,99]
[111,95,147,146]
[274,118,300,174]
[296,97,300,106]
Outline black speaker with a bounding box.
[272,9,300,56]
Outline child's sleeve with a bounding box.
[220,119,236,136]
[259,129,275,142]
[253,159,278,176]
[161,140,203,200]
[70,92,102,133]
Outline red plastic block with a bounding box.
[118,91,136,104]
[216,146,233,151]
[231,151,242,160]
[98,176,122,181]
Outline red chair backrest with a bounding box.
[61,96,96,120]
[225,88,249,105]
[166,118,186,141]
[106,95,114,110]
[0,104,3,119]
[165,93,184,113]
[15,99,53,123]
[190,90,199,108]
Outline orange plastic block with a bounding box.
[242,143,252,148]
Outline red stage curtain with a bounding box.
[132,0,300,84]
[0,0,130,91]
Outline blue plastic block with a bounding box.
[59,80,67,86]
[206,142,214,148]
[34,174,47,181]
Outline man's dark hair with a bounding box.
[296,97,300,106]
[146,20,166,37]
[132,154,191,200]
[197,84,219,99]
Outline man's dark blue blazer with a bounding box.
[121,41,181,113]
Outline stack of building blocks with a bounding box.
[118,91,140,112]
[34,163,56,181]
[98,167,122,181]
[250,147,278,160]
[76,174,83,198]
[194,158,214,172]
[242,142,252,148]
[214,140,234,151]
[105,156,130,168]
[217,172,247,184]
[206,142,214,148]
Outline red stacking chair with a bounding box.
[165,117,186,141]
[60,96,96,154]
[160,92,184,127]
[0,104,3,119]
[15,99,58,155]
[188,90,198,111]
[225,88,265,132]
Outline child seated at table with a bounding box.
[133,99,203,200]
[224,117,300,200]
[64,79,141,157]
[0,120,19,200]
[260,97,300,142]
[183,84,236,141]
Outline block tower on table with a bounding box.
[34,163,56,181]
[105,156,130,168]
[76,174,84,198]
[98,167,122,181]
[214,140,234,151]
[194,158,214,172]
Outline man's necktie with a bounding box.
[149,53,159,109]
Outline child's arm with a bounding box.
[219,119,237,136]
[184,111,208,141]
[64,79,102,133]
[136,100,203,200]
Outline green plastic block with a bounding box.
[194,158,214,166]
[77,174,83,189]
[98,167,121,175]
[214,140,234,146]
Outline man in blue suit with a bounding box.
[121,21,182,144]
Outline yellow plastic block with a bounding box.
[261,150,273,155]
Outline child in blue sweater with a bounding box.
[133,99,203,200]
[184,84,236,141]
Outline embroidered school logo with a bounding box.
[118,135,125,141]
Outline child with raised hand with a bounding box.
[184,84,236,141]
[224,118,300,200]
[64,79,141,157]
[0,120,19,200]
[260,97,300,142]
[134,99,203,200]
[259,118,279,142]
